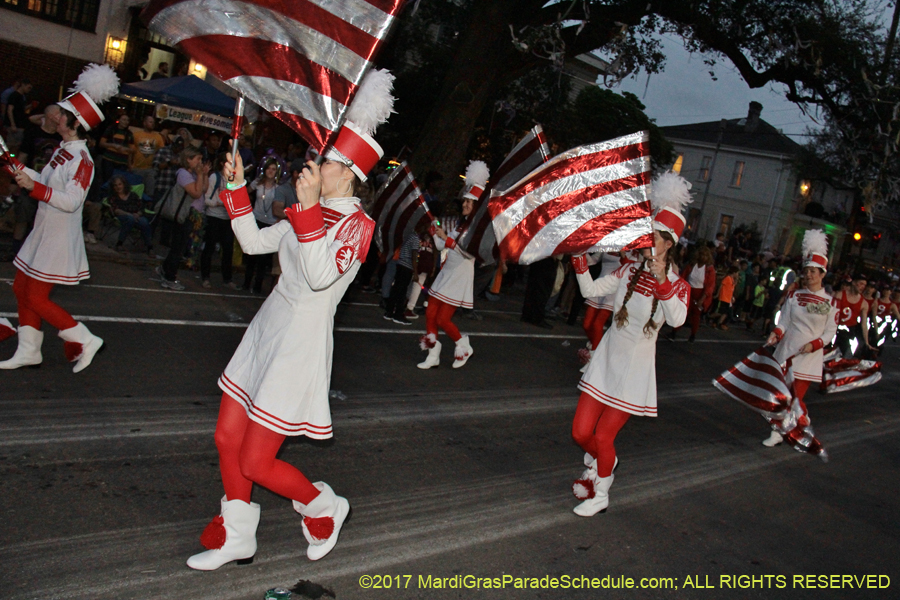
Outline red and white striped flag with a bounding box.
[715,345,828,460]
[370,162,432,258]
[458,125,551,265]
[142,0,403,149]
[488,131,653,265]
[821,357,882,393]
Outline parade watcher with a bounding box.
[158,146,209,291]
[0,64,117,373]
[416,160,487,369]
[3,78,32,149]
[184,69,390,571]
[383,227,421,325]
[709,264,739,330]
[107,175,153,255]
[669,245,715,342]
[570,172,691,517]
[98,114,133,184]
[272,158,302,219]
[200,153,236,288]
[130,115,165,198]
[241,157,280,293]
[152,134,185,201]
[761,230,838,448]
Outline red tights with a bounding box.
[571,392,631,477]
[582,306,611,350]
[425,297,461,342]
[215,394,320,505]
[13,271,77,331]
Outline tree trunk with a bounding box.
[408,1,523,198]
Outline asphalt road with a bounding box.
[0,258,897,600]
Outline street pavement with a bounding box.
[0,257,897,600]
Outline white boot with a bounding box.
[573,454,617,500]
[0,325,43,369]
[762,430,784,447]
[187,496,261,570]
[573,472,614,517]
[417,334,441,370]
[292,482,351,561]
[58,322,104,373]
[452,335,473,368]
[0,318,15,342]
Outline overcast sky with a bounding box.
[609,36,822,142]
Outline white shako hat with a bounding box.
[325,68,395,182]
[57,63,120,131]
[463,160,490,200]
[802,229,829,270]
[650,172,693,239]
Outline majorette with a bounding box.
[416,160,488,370]
[186,70,393,571]
[0,63,119,373]
[569,172,691,516]
[761,228,838,450]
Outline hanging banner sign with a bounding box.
[154,104,233,133]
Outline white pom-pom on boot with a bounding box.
[186,496,260,571]
[0,325,43,369]
[452,335,473,368]
[417,333,441,369]
[292,482,351,561]
[58,322,104,373]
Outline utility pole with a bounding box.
[695,119,727,239]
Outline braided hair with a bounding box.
[613,231,678,336]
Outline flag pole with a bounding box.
[228,95,245,182]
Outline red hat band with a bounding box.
[653,207,686,239]
[328,121,383,182]
[61,91,103,130]
[465,184,485,200]
[804,253,828,269]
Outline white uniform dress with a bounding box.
[585,252,624,311]
[217,190,374,438]
[576,262,689,416]
[773,288,839,382]
[14,140,94,284]
[429,228,475,309]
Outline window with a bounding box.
[671,154,684,174]
[730,161,745,187]
[699,156,712,181]
[2,0,99,32]
[718,215,734,238]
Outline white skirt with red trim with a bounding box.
[15,201,89,284]
[218,287,335,439]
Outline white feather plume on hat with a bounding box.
[346,68,395,137]
[69,63,119,105]
[465,160,490,189]
[802,228,828,257]
[651,172,693,213]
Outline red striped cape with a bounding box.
[370,162,432,259]
[487,131,653,265]
[457,125,551,265]
[142,0,403,148]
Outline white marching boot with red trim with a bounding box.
[293,481,350,561]
[573,471,614,517]
[417,333,441,370]
[58,322,104,373]
[452,335,474,368]
[0,325,43,369]
[187,496,261,571]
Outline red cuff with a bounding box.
[444,237,457,250]
[220,185,253,219]
[810,338,824,351]
[285,203,326,243]
[654,278,673,298]
[571,255,588,274]
[30,182,52,203]
[773,328,784,341]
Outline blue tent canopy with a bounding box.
[118,75,236,116]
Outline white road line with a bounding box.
[0,277,258,299]
[0,311,760,343]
